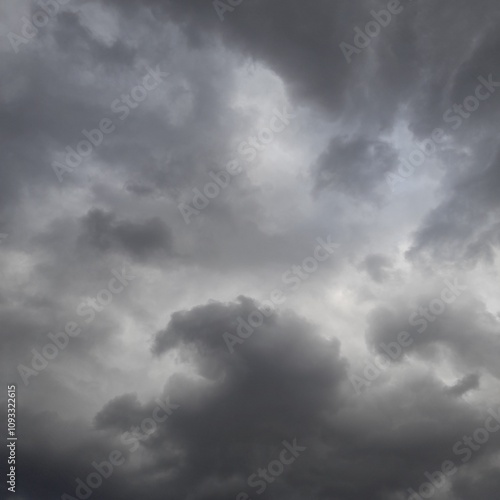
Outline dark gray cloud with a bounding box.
[80,208,174,260]
[445,373,480,398]
[3,0,500,499]
[313,136,398,202]
[94,393,145,431]
[407,152,500,268]
[366,291,500,379]
[10,298,500,500]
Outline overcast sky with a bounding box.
[2,1,500,499]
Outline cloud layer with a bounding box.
[2,1,500,499]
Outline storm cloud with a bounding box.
[2,1,500,499]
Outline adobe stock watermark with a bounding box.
[213,0,244,22]
[51,66,169,182]
[386,74,500,191]
[340,0,404,64]
[17,268,135,386]
[407,406,500,499]
[178,105,296,224]
[6,0,72,53]
[223,236,339,354]
[350,277,467,395]
[235,439,306,499]
[62,396,179,500]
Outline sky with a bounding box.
[1,0,500,499]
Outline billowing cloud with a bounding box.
[2,0,500,499]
